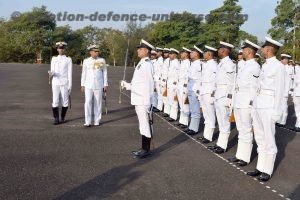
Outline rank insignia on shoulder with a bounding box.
[253,75,259,78]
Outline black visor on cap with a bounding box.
[137,43,152,51]
[262,41,280,49]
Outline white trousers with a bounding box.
[234,108,253,163]
[278,97,288,125]
[200,94,216,129]
[178,86,189,125]
[215,97,231,149]
[294,96,300,127]
[52,84,69,107]
[135,105,152,138]
[252,108,277,175]
[167,84,178,120]
[152,81,160,108]
[84,88,103,125]
[156,81,163,111]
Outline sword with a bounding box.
[119,39,130,104]
[148,105,155,149]
[48,70,53,85]
[103,91,108,115]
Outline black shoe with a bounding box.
[227,156,239,162]
[52,107,59,125]
[180,124,188,129]
[176,123,182,127]
[152,107,160,112]
[61,106,68,123]
[84,124,91,127]
[136,150,151,159]
[291,127,300,132]
[247,169,262,177]
[168,118,175,122]
[237,160,248,167]
[184,129,190,133]
[275,123,285,127]
[163,113,169,117]
[258,173,271,182]
[207,145,218,150]
[214,146,225,154]
[132,149,143,156]
[197,136,210,144]
[186,130,198,135]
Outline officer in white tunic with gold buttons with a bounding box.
[185,45,203,135]
[49,41,72,125]
[81,45,108,127]
[121,39,155,159]
[247,37,285,182]
[276,54,293,127]
[207,41,236,154]
[196,45,218,144]
[167,48,180,122]
[177,47,191,128]
[227,40,261,167]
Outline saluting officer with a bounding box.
[121,39,155,159]
[177,47,191,128]
[167,48,180,122]
[196,45,218,144]
[276,54,293,127]
[227,40,261,166]
[49,41,72,125]
[247,37,285,182]
[81,45,108,127]
[185,45,203,135]
[207,41,236,154]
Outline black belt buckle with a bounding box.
[183,84,187,87]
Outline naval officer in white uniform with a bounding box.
[81,45,108,127]
[247,37,285,182]
[227,40,261,167]
[121,39,155,159]
[49,41,72,125]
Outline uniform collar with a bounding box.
[245,58,255,63]
[140,57,150,62]
[220,56,230,62]
[266,56,277,63]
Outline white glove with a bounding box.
[225,98,232,107]
[120,80,131,90]
[209,96,215,105]
[48,70,54,77]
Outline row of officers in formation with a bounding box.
[49,36,298,183]
[121,37,299,182]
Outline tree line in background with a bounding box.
[0,0,299,65]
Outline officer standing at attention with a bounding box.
[81,45,108,127]
[207,41,236,154]
[227,40,261,166]
[196,45,218,144]
[185,45,203,135]
[154,47,164,112]
[49,41,72,125]
[167,48,180,122]
[121,39,155,159]
[292,61,300,132]
[161,48,171,117]
[247,37,285,182]
[177,47,191,128]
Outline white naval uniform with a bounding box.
[198,59,218,141]
[252,56,285,176]
[167,58,180,120]
[187,59,202,132]
[81,57,108,125]
[126,57,154,138]
[178,59,190,126]
[293,64,300,128]
[214,56,236,150]
[233,58,260,163]
[278,64,294,125]
[50,55,72,107]
[153,56,164,110]
[161,58,170,114]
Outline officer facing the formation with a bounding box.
[227,39,261,167]
[196,45,218,144]
[154,47,164,112]
[81,45,108,127]
[247,37,285,182]
[185,45,203,135]
[49,42,72,125]
[167,48,180,122]
[207,41,236,154]
[121,39,155,159]
[177,47,191,128]
[276,54,293,127]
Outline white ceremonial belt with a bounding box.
[258,89,275,96]
[216,84,227,89]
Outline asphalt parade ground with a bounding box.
[0,63,299,200]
